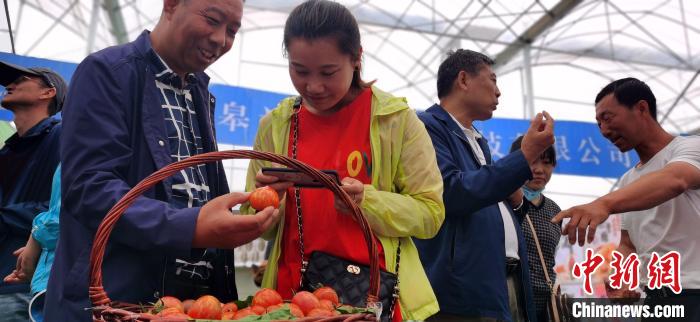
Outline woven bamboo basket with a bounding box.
[88,150,381,321]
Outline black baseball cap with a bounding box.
[1,61,68,114]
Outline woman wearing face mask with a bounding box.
[510,135,562,322]
[242,1,445,321]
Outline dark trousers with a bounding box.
[506,272,528,322]
[427,260,528,322]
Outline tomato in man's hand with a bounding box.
[249,186,280,210]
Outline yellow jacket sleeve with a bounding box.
[361,108,445,239]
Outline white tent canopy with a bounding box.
[2,1,698,134]
[3,0,698,203]
[3,0,699,204]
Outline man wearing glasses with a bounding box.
[0,61,66,321]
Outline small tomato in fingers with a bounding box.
[250,186,280,210]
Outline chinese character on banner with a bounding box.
[647,251,682,294]
[219,101,250,132]
[608,251,640,290]
[485,131,505,159]
[573,248,605,295]
[610,148,633,168]
[554,135,572,161]
[578,137,601,165]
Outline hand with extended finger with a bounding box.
[552,199,611,246]
[3,238,40,284]
[3,247,30,283]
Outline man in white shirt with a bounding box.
[554,78,700,319]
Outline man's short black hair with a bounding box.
[595,77,657,121]
[437,49,494,99]
[509,135,557,167]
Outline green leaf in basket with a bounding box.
[234,295,254,310]
[261,306,295,320]
[233,315,263,321]
[148,300,164,314]
[335,305,373,315]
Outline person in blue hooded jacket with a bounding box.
[415,49,555,322]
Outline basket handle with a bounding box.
[88,150,381,312]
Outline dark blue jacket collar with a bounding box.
[425,104,492,164]
[426,103,468,142]
[4,116,60,146]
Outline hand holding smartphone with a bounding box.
[261,167,341,188]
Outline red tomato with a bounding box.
[182,299,194,313]
[313,286,339,305]
[233,307,256,319]
[292,291,321,315]
[222,302,238,315]
[158,307,188,318]
[187,295,222,319]
[156,296,184,313]
[250,305,266,315]
[289,303,305,318]
[265,303,283,313]
[249,186,279,210]
[252,288,284,308]
[319,299,335,311]
[307,308,334,317]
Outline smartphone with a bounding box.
[261,167,341,188]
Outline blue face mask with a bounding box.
[522,185,544,201]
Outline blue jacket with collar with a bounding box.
[44,31,235,321]
[0,117,61,295]
[414,104,538,321]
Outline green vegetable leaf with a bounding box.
[234,295,254,310]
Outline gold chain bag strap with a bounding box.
[291,97,400,321]
[525,214,570,322]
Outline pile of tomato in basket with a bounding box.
[147,286,370,320]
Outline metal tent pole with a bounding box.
[3,0,15,54]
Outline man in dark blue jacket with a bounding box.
[0,61,66,321]
[44,1,281,321]
[415,49,555,322]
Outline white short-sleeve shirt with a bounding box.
[619,135,700,288]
